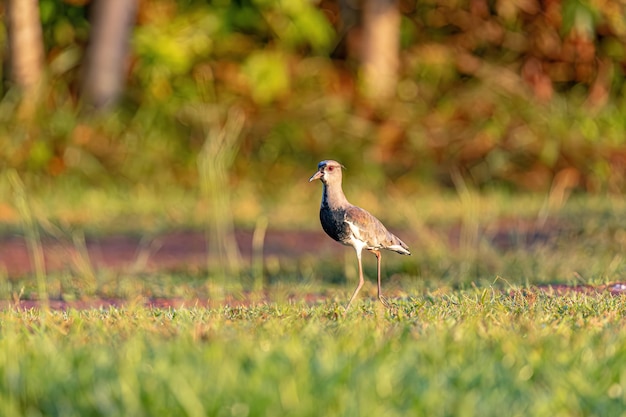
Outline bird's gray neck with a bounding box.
[321,182,350,210]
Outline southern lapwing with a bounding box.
[309,160,411,311]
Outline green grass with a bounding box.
[3,177,626,416]
[1,293,626,417]
[3,167,623,234]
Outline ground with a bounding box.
[1,224,625,310]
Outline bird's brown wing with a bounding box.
[343,206,410,254]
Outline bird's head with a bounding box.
[309,160,345,184]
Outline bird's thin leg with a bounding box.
[371,250,390,307]
[345,249,365,312]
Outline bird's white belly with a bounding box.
[345,234,371,255]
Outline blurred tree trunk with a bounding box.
[5,0,45,104]
[81,0,137,110]
[360,0,400,102]
[332,0,361,61]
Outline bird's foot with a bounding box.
[378,294,391,308]
[378,294,401,317]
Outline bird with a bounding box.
[309,160,411,311]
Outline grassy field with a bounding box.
[2,182,626,416]
[1,293,626,417]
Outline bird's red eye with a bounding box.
[327,166,334,172]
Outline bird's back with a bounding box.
[343,205,411,255]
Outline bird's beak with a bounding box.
[309,170,323,182]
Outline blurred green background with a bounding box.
[1,0,626,251]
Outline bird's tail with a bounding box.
[386,233,411,255]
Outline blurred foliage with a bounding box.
[1,0,626,202]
